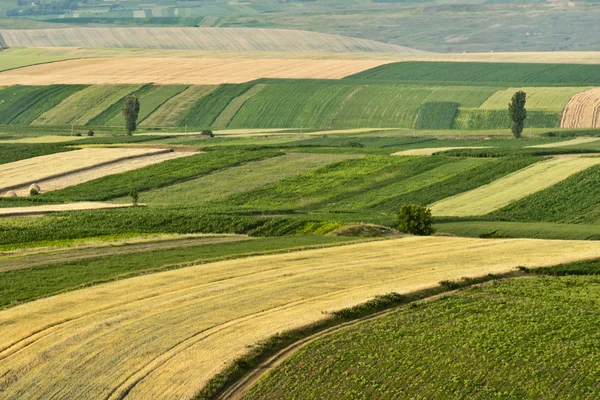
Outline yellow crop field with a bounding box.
[0,135,85,144]
[481,87,586,111]
[11,151,193,196]
[1,236,600,399]
[0,58,394,85]
[0,147,166,193]
[561,87,600,128]
[0,202,132,216]
[430,157,600,216]
[0,27,419,53]
[392,147,491,156]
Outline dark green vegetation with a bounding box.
[244,273,600,399]
[509,90,527,138]
[347,62,600,86]
[0,142,72,164]
[0,235,354,307]
[397,204,434,236]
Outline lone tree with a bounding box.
[123,95,140,135]
[397,204,435,236]
[508,91,527,138]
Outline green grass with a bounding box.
[0,143,72,165]
[244,275,600,399]
[490,164,600,224]
[33,85,142,126]
[43,149,281,202]
[87,84,155,126]
[140,153,355,206]
[0,86,81,125]
[0,235,354,308]
[480,87,585,110]
[453,109,561,130]
[436,220,600,241]
[347,61,600,86]
[178,83,255,128]
[212,83,266,129]
[414,102,459,129]
[140,85,214,128]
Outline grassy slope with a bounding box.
[33,85,142,126]
[244,275,600,399]
[87,84,155,126]
[43,149,281,202]
[347,61,600,86]
[140,153,355,206]
[0,235,353,307]
[140,85,214,127]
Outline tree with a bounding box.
[508,91,527,139]
[123,95,140,135]
[397,204,435,236]
[129,189,139,206]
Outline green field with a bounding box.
[33,85,142,126]
[244,274,600,399]
[139,85,214,127]
[347,62,600,86]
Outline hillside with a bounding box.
[0,27,422,54]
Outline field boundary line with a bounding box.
[0,148,170,193]
[201,271,528,400]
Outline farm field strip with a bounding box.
[32,85,141,126]
[561,87,600,128]
[0,135,85,144]
[11,151,193,196]
[0,58,395,85]
[392,147,491,156]
[140,85,215,128]
[0,147,166,193]
[430,157,600,217]
[1,237,600,399]
[140,153,356,206]
[212,84,267,129]
[0,235,250,273]
[0,202,133,217]
[480,87,586,110]
[0,28,417,54]
[528,137,600,148]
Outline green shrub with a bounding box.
[397,204,435,236]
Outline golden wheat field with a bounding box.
[1,236,600,399]
[430,157,600,217]
[561,87,600,128]
[0,147,167,193]
[0,57,394,85]
[392,147,491,156]
[11,151,193,196]
[0,27,419,53]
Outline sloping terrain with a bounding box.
[1,237,600,399]
[0,27,420,53]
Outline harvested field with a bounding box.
[1,236,600,399]
[430,157,600,216]
[528,137,600,148]
[0,202,132,217]
[561,87,600,128]
[11,151,193,196]
[0,147,166,193]
[392,147,491,156]
[0,58,394,85]
[0,135,82,144]
[0,28,419,54]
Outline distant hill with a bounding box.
[0,27,423,54]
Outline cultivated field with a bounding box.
[245,275,600,399]
[561,87,600,128]
[480,87,585,110]
[392,147,490,156]
[430,156,600,217]
[139,85,216,127]
[2,236,600,399]
[12,151,193,196]
[0,58,394,85]
[529,137,600,148]
[0,147,167,193]
[0,27,419,53]
[0,202,133,217]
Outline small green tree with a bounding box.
[397,204,435,236]
[123,95,140,135]
[508,91,527,139]
[129,189,139,206]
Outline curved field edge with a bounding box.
[239,270,600,400]
[2,237,600,399]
